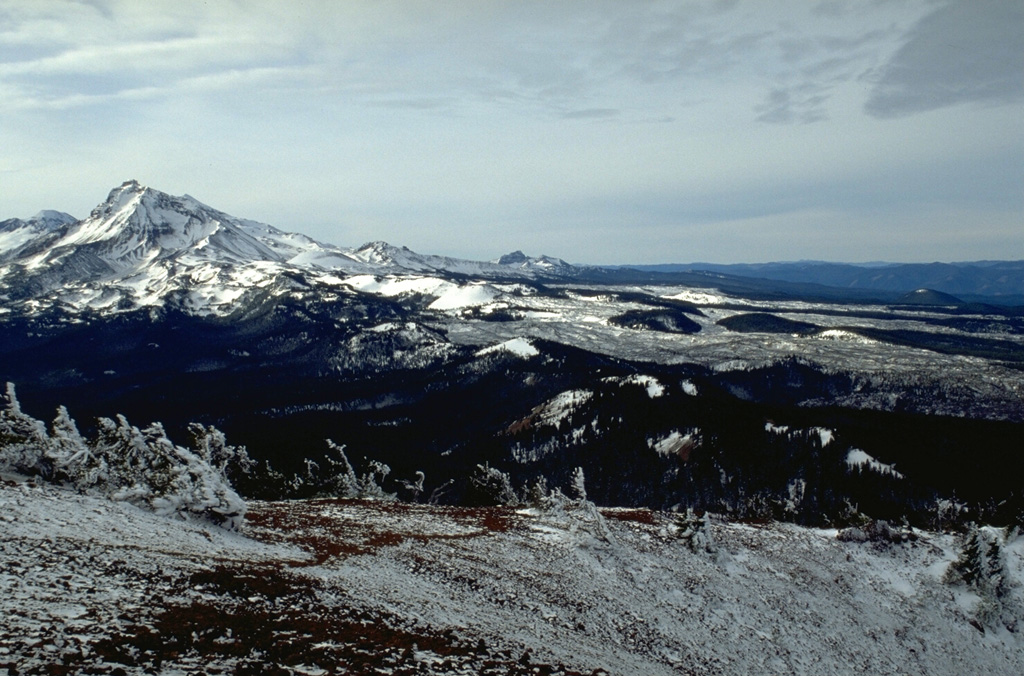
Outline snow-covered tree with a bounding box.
[0,382,246,529]
[0,383,52,477]
[571,467,588,501]
[986,535,1007,599]
[466,463,519,506]
[187,423,254,484]
[322,440,359,496]
[527,468,611,543]
[357,459,393,499]
[526,476,550,507]
[945,526,1020,630]
[946,525,984,587]
[86,417,247,529]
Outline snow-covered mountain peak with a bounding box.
[0,183,312,315]
[497,250,529,266]
[352,240,410,264]
[46,181,286,269]
[99,178,145,211]
[496,249,573,272]
[0,210,78,261]
[28,210,77,228]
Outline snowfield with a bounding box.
[3,476,1022,676]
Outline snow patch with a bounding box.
[343,274,500,310]
[530,390,594,429]
[663,289,726,304]
[475,338,539,359]
[648,430,699,458]
[427,283,499,310]
[846,448,905,479]
[816,329,878,344]
[607,375,665,398]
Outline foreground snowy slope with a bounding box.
[3,476,1021,675]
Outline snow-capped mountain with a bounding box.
[0,181,580,316]
[0,180,386,312]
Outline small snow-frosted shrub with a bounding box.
[837,519,915,546]
[530,468,611,542]
[398,470,426,501]
[288,441,395,500]
[674,508,717,554]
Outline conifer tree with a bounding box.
[985,535,1007,599]
[188,423,254,485]
[0,382,52,476]
[467,463,518,506]
[571,467,588,501]
[946,525,984,587]
[0,383,247,529]
[322,440,359,497]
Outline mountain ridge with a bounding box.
[0,181,581,316]
[618,260,1024,302]
[4,182,1022,315]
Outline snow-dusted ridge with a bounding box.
[3,478,1022,675]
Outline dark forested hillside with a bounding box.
[3,298,1021,530]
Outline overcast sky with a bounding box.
[2,0,1022,264]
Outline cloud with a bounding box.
[755,85,830,124]
[561,108,620,120]
[2,1,1021,265]
[0,0,312,109]
[865,0,1024,118]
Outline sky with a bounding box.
[1,0,1022,264]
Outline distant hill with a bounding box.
[896,288,964,306]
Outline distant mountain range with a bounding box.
[616,260,1024,305]
[3,180,1021,316]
